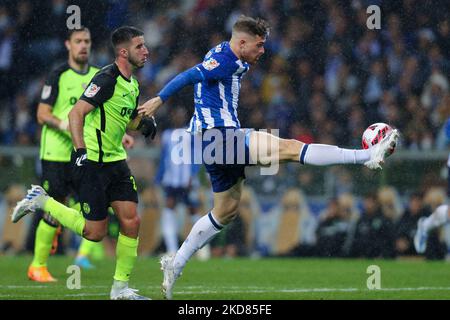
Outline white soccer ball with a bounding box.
[362,122,393,150]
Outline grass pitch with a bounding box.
[1,255,450,300]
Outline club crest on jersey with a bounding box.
[41,85,52,100]
[84,83,100,97]
[202,58,220,71]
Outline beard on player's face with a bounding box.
[242,49,260,65]
[240,42,264,65]
[73,54,89,65]
[129,55,144,69]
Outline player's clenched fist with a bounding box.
[137,116,157,140]
[71,148,88,167]
[70,148,88,186]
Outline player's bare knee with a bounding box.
[215,203,239,224]
[121,215,140,231]
[83,229,106,242]
[280,139,302,160]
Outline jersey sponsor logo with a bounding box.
[120,107,134,117]
[84,83,101,98]
[41,85,52,100]
[202,58,220,71]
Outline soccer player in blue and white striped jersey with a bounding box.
[139,15,399,299]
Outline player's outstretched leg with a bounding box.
[12,185,86,236]
[248,128,399,170]
[414,204,449,254]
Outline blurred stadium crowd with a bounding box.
[1,0,450,147]
[1,0,450,259]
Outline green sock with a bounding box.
[43,198,85,236]
[31,220,57,267]
[114,233,138,282]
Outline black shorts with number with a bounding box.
[41,160,74,200]
[74,160,138,221]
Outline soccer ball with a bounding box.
[362,122,393,150]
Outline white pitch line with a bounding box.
[3,286,450,299]
[175,286,450,295]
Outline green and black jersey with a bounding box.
[79,63,140,163]
[40,63,100,162]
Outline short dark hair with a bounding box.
[66,26,90,40]
[232,15,270,38]
[111,26,144,49]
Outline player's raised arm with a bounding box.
[138,52,237,117]
[137,66,204,117]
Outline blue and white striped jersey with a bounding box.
[155,128,201,188]
[188,42,249,132]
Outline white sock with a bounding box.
[161,208,179,254]
[423,204,449,233]
[300,144,370,165]
[173,212,223,276]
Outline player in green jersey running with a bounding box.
[29,26,136,282]
[12,26,156,300]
